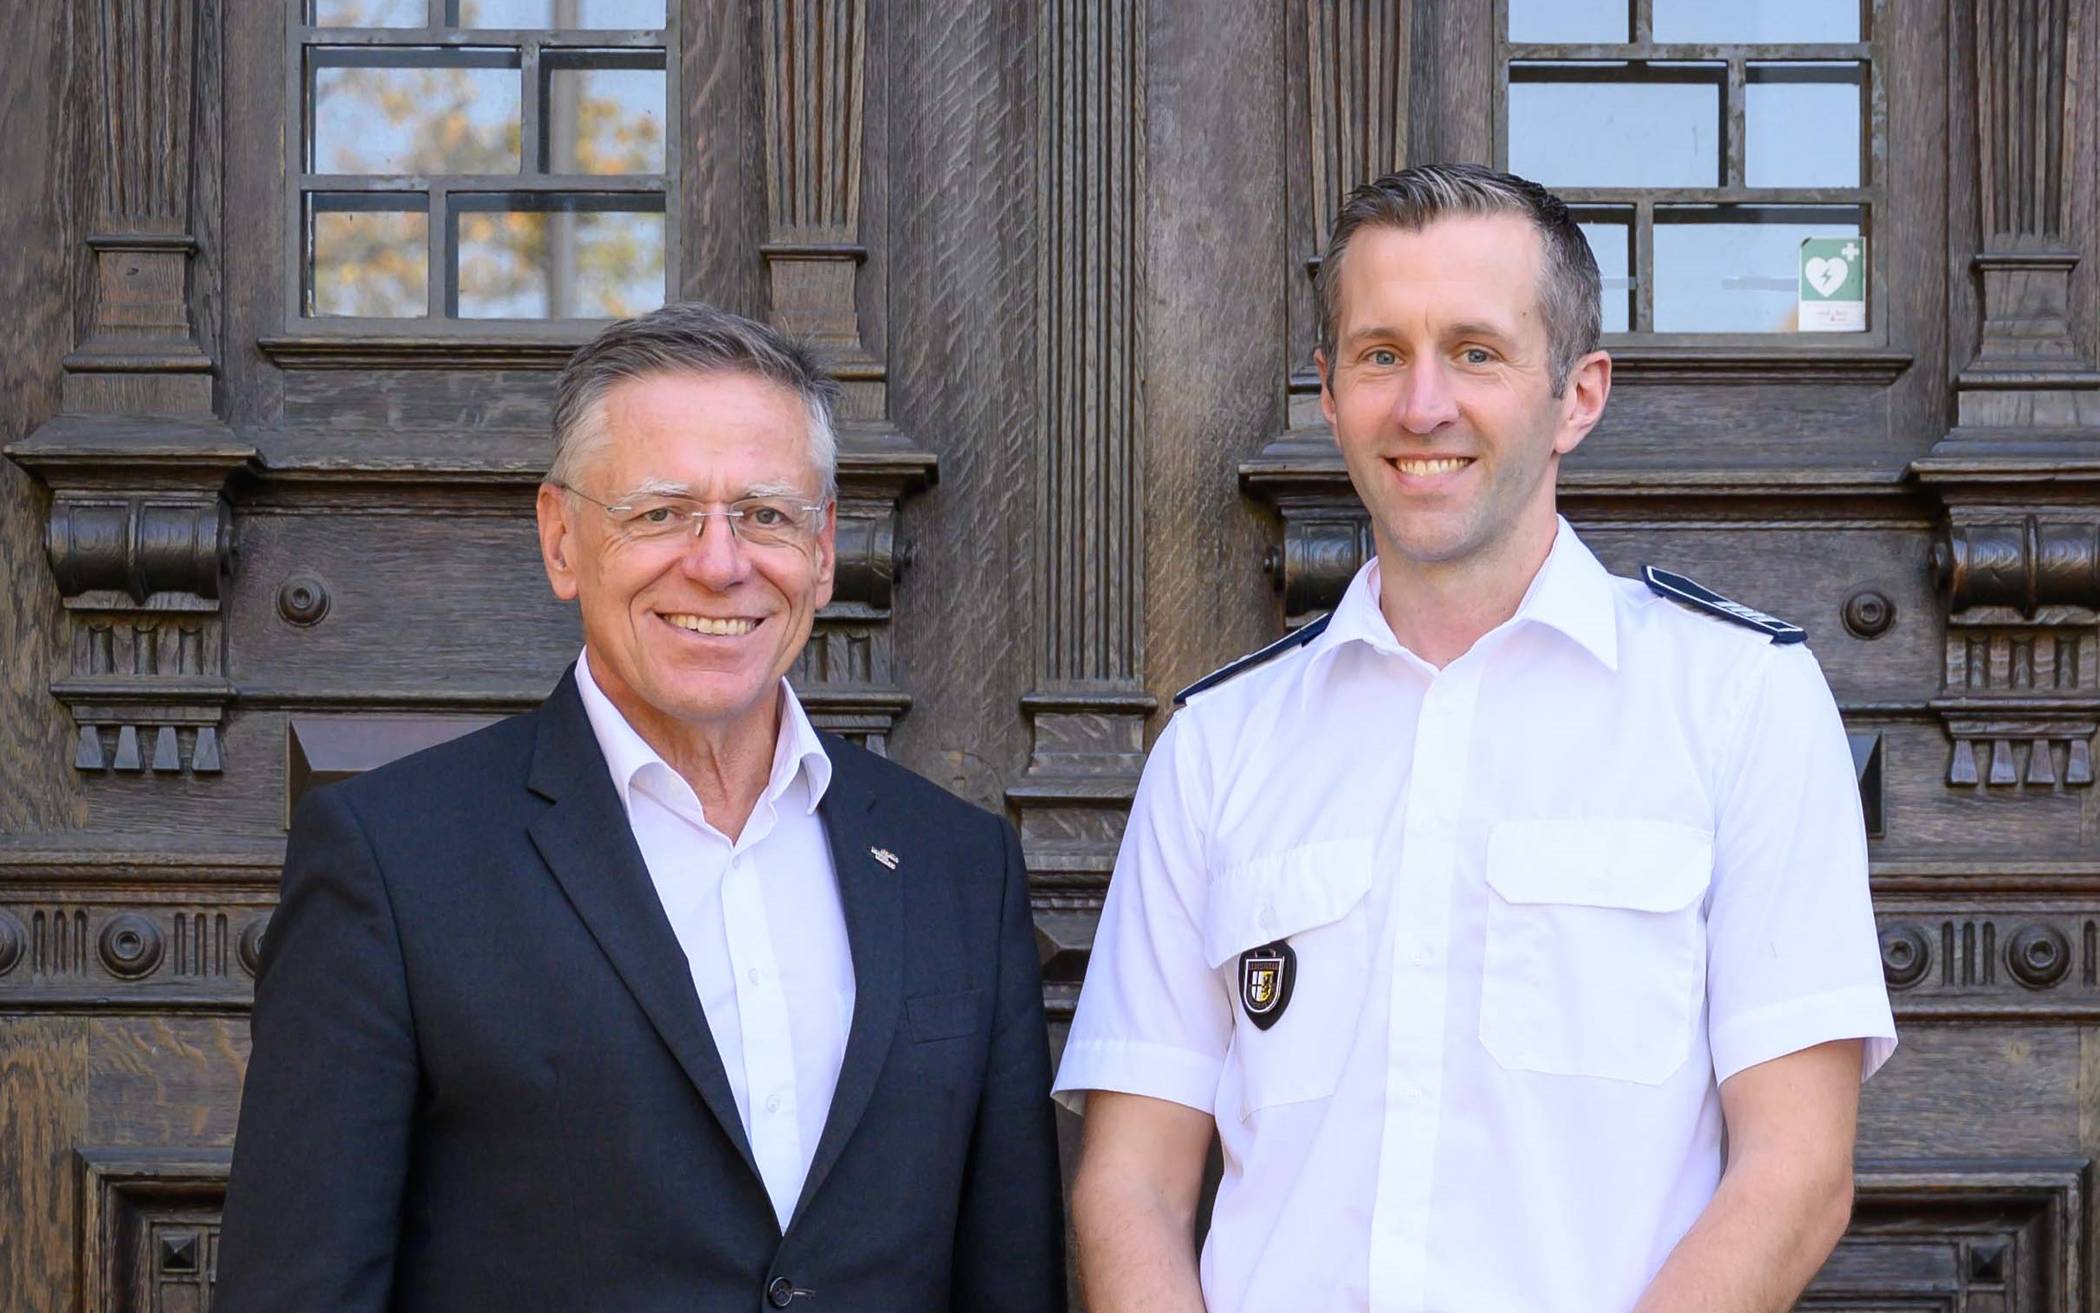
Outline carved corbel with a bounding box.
[760,0,936,754]
[8,418,251,777]
[1926,516,2100,788]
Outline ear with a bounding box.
[536,482,582,601]
[1552,350,1613,457]
[1316,348,1338,428]
[812,502,837,611]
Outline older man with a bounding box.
[1058,164,1895,1312]
[216,302,1064,1312]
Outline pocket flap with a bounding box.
[1202,838,1374,968]
[1486,819,1712,912]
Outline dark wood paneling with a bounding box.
[0,1017,89,1312]
[0,0,91,834]
[882,0,1038,808]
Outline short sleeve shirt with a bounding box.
[1052,520,1896,1313]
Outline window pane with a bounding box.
[308,194,429,317]
[1508,0,1628,43]
[310,48,522,174]
[312,0,426,26]
[1574,210,1633,333]
[1652,0,1861,43]
[452,194,665,318]
[453,0,666,27]
[543,54,665,174]
[1746,63,1862,188]
[1509,64,1722,188]
[1654,205,1862,332]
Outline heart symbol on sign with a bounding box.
[1806,256,1849,297]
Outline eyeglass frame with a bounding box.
[552,481,833,549]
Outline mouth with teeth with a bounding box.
[1384,455,1477,486]
[661,613,761,637]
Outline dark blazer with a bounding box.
[215,670,1065,1312]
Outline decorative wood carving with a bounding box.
[1243,1,1411,613]
[1871,908,2100,1019]
[1006,0,1154,894]
[76,1148,231,1313]
[759,0,935,754]
[1805,1158,2089,1311]
[1913,0,2100,795]
[3,0,253,781]
[1925,516,2099,788]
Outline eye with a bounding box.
[745,504,789,528]
[638,506,678,525]
[1461,347,1495,366]
[1366,348,1399,367]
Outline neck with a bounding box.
[1376,508,1560,669]
[591,657,784,841]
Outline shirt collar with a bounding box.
[573,648,833,819]
[1307,515,1619,675]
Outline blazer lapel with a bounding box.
[523,670,761,1182]
[790,735,904,1222]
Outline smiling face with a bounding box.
[536,370,835,750]
[1317,214,1606,578]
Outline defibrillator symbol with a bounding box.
[1238,941,1295,1031]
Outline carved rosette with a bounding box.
[761,0,936,754]
[1007,0,1155,898]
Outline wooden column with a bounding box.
[1007,0,1154,905]
[1240,0,1410,625]
[760,0,935,754]
[5,0,251,783]
[1913,0,2100,792]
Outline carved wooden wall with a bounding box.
[2,0,2098,1308]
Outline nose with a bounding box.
[677,510,752,590]
[1392,357,1460,435]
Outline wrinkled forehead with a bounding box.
[584,369,824,493]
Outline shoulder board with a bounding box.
[1641,566,1805,645]
[1173,613,1333,707]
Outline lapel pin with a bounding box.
[870,847,898,870]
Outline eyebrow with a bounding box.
[611,477,820,504]
[1343,319,1520,348]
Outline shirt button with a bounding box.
[1259,901,1277,929]
[765,1091,785,1115]
[747,966,764,985]
[767,1276,798,1307]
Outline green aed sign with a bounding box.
[1798,235,1865,332]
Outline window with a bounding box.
[290,0,674,329]
[1497,0,1881,338]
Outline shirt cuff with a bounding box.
[1051,1037,1223,1116]
[1710,984,1898,1085]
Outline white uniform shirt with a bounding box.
[1054,520,1897,1313]
[576,651,853,1230]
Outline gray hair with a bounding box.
[1315,163,1602,396]
[548,301,841,501]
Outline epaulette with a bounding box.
[1642,566,1805,645]
[1173,613,1333,706]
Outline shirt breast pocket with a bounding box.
[1479,819,1713,1085]
[1203,839,1374,1122]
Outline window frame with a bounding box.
[1492,0,1889,349]
[281,0,681,340]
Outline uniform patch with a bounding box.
[1238,941,1295,1030]
[1642,566,1806,645]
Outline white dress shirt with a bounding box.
[1054,519,1896,1312]
[576,651,853,1230]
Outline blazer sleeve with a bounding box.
[213,785,420,1313]
[949,815,1069,1312]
